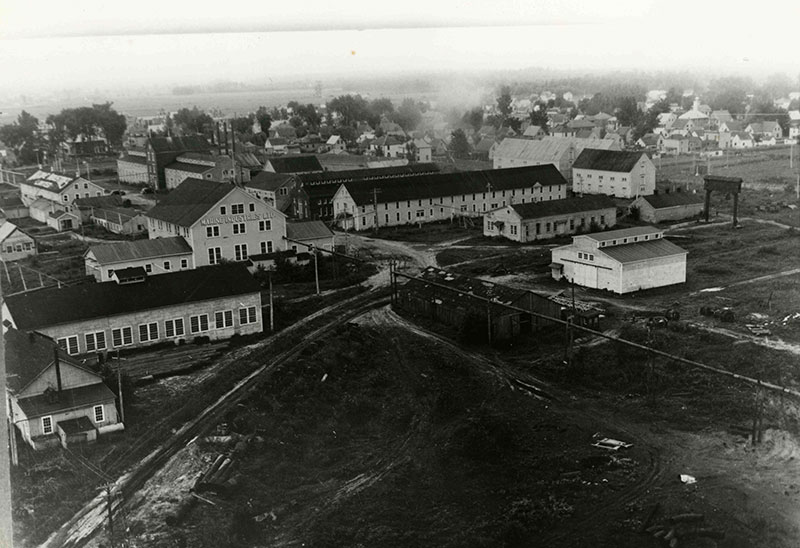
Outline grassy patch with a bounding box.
[368,220,480,244]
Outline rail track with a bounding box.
[40,288,390,548]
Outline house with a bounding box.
[164,153,235,189]
[0,195,28,219]
[789,120,800,140]
[29,199,81,231]
[5,328,122,451]
[90,207,149,235]
[146,135,212,191]
[492,137,620,181]
[3,263,264,354]
[332,165,568,231]
[371,136,406,158]
[571,149,656,198]
[117,152,149,185]
[0,220,36,261]
[730,132,755,148]
[298,163,441,220]
[413,139,432,163]
[745,121,783,141]
[550,226,687,294]
[146,179,288,266]
[264,155,323,174]
[84,236,194,281]
[710,110,733,127]
[630,192,705,223]
[473,137,498,160]
[636,133,660,150]
[244,172,308,218]
[21,170,106,207]
[264,137,289,155]
[677,98,709,122]
[326,135,346,154]
[284,220,335,252]
[483,195,617,242]
[717,121,743,133]
[659,135,690,155]
[61,135,109,157]
[523,125,546,139]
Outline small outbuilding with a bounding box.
[629,192,704,223]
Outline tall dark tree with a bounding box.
[463,107,484,132]
[497,86,513,118]
[0,110,40,165]
[173,107,214,136]
[450,129,471,159]
[615,96,642,127]
[92,102,127,147]
[393,98,423,132]
[529,103,549,134]
[327,94,370,127]
[367,97,394,128]
[255,106,272,133]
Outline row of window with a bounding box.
[597,233,660,248]
[578,252,595,261]
[56,307,259,355]
[219,203,255,216]
[40,404,106,436]
[107,258,190,279]
[205,219,272,238]
[4,242,33,253]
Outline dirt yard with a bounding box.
[103,306,800,548]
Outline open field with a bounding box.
[367,219,481,244]
[107,306,800,548]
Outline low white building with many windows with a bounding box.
[3,263,263,354]
[571,149,656,198]
[145,179,287,267]
[84,236,194,281]
[332,165,568,231]
[550,226,687,294]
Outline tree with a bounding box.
[616,96,642,127]
[255,106,272,133]
[529,103,549,134]
[463,107,484,133]
[367,97,394,128]
[173,107,214,136]
[231,114,254,134]
[497,86,513,118]
[92,102,127,147]
[633,98,669,141]
[327,94,370,127]
[0,110,40,165]
[393,98,422,132]
[450,129,471,159]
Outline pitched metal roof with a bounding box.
[600,238,687,264]
[87,236,192,265]
[509,195,616,220]
[17,383,116,418]
[493,137,618,163]
[641,192,704,209]
[582,226,662,242]
[148,135,211,154]
[146,179,235,226]
[118,154,148,166]
[23,170,85,193]
[247,172,294,192]
[6,263,261,330]
[91,207,145,223]
[572,149,648,172]
[165,161,214,174]
[343,165,567,207]
[0,221,20,242]
[286,220,334,241]
[265,155,323,174]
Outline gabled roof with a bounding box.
[600,238,687,264]
[87,236,192,265]
[23,170,85,193]
[493,137,618,163]
[74,195,125,209]
[582,226,661,242]
[118,154,148,166]
[247,172,295,192]
[91,207,145,224]
[640,192,704,209]
[267,137,288,146]
[265,155,323,174]
[148,135,210,154]
[6,263,261,331]
[5,328,82,393]
[235,152,262,169]
[341,165,567,207]
[523,125,543,137]
[572,149,648,173]
[145,179,235,227]
[17,383,117,418]
[298,163,440,186]
[286,220,334,242]
[508,195,616,220]
[0,221,20,242]
[164,161,214,174]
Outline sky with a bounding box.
[1,0,799,95]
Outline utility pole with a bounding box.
[268,271,274,332]
[116,350,125,423]
[313,246,320,295]
[0,271,13,548]
[791,142,794,170]
[372,187,381,233]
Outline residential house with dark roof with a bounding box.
[370,135,407,158]
[571,149,656,198]
[5,328,122,451]
[483,195,617,242]
[84,236,194,281]
[730,131,755,149]
[3,263,263,354]
[164,153,234,189]
[264,137,289,155]
[332,165,568,231]
[244,171,308,218]
[745,121,783,141]
[146,135,211,191]
[629,191,705,223]
[146,178,287,267]
[550,226,687,294]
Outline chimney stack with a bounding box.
[53,345,62,394]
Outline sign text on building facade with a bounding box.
[200,213,271,226]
